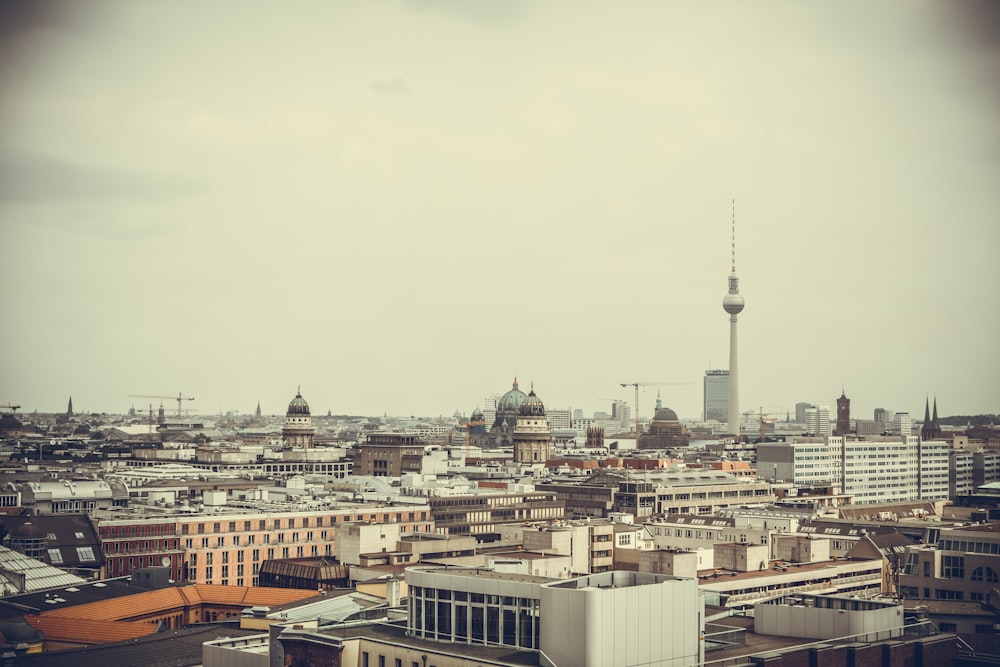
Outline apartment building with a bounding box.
[898,523,1000,604]
[521,519,614,574]
[97,503,433,585]
[758,436,956,504]
[427,491,564,536]
[538,471,775,520]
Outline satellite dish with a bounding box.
[161,556,171,567]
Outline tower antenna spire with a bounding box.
[731,198,736,274]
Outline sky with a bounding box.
[1,1,998,422]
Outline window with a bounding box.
[971,566,999,583]
[47,548,63,564]
[942,556,964,579]
[76,547,96,561]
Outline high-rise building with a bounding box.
[703,370,729,422]
[721,201,745,437]
[892,412,912,436]
[873,407,893,424]
[611,399,631,432]
[805,406,830,437]
[795,402,814,424]
[546,408,571,430]
[482,393,499,432]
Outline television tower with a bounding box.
[722,199,745,438]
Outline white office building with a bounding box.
[406,567,704,667]
[917,439,951,501]
[804,406,831,437]
[758,435,946,504]
[892,411,912,436]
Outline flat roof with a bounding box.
[409,566,554,585]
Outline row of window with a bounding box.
[940,539,1000,555]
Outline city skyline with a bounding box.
[2,3,998,420]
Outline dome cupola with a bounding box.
[519,387,546,417]
[287,387,310,416]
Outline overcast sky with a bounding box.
[1,1,998,422]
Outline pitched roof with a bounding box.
[1,514,105,568]
[8,623,261,667]
[42,584,318,621]
[0,546,86,595]
[24,614,159,644]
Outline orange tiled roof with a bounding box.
[24,614,159,644]
[42,585,318,622]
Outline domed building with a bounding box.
[512,385,552,464]
[282,387,315,448]
[638,393,690,450]
[489,377,529,447]
[8,521,46,559]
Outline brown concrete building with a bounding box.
[97,504,433,585]
[355,433,426,477]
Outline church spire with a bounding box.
[932,396,939,426]
[67,396,73,416]
[923,396,931,424]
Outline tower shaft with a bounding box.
[728,315,739,436]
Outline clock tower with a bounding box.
[834,390,851,436]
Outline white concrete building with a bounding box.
[540,571,704,667]
[754,594,904,642]
[406,567,705,667]
[804,406,831,437]
[757,435,947,504]
[917,438,950,500]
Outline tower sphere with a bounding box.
[722,293,745,315]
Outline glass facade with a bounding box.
[704,370,729,422]
[407,585,540,649]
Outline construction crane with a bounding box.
[0,404,20,414]
[743,407,780,444]
[128,393,194,418]
[619,382,693,439]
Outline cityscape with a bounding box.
[2,3,999,667]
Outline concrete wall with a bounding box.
[773,535,831,564]
[540,572,703,667]
[336,522,401,566]
[714,542,770,572]
[203,634,270,667]
[754,596,904,642]
[639,550,699,579]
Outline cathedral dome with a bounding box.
[471,407,484,420]
[653,407,679,422]
[519,389,546,417]
[287,390,311,416]
[497,379,528,412]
